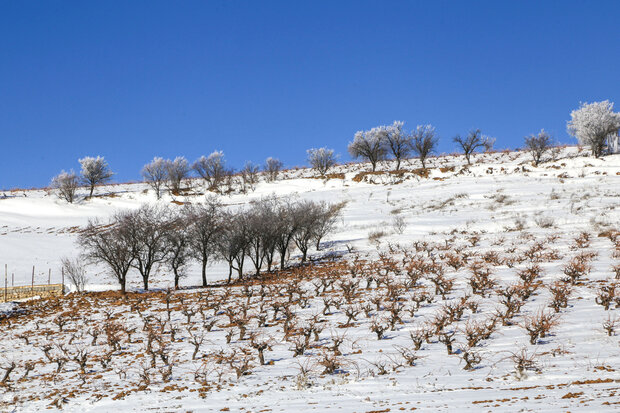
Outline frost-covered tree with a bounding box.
[411,124,438,169]
[193,151,226,191]
[348,126,388,172]
[383,121,412,171]
[141,157,168,199]
[567,100,620,157]
[264,157,283,182]
[453,129,491,165]
[50,170,80,203]
[307,147,338,175]
[165,156,190,194]
[79,156,113,198]
[524,129,552,166]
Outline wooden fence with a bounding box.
[1,284,64,302]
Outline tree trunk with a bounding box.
[173,269,180,290]
[201,259,208,287]
[279,250,287,270]
[89,184,94,198]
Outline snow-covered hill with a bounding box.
[1,146,619,412]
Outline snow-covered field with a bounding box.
[1,147,619,412]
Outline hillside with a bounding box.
[1,146,619,412]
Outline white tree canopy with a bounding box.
[567,100,620,157]
[79,156,113,197]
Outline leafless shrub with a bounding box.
[392,215,406,234]
[509,348,540,380]
[562,255,592,284]
[429,273,455,299]
[460,347,482,370]
[547,281,572,312]
[370,317,389,340]
[394,345,419,367]
[61,257,87,293]
[572,232,591,249]
[368,229,387,244]
[603,315,617,336]
[521,308,559,345]
[534,215,555,228]
[468,261,497,297]
[438,330,456,354]
[595,282,617,310]
[318,351,341,375]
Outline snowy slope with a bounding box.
[1,146,619,412]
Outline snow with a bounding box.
[0,146,619,411]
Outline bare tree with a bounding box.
[453,129,490,165]
[165,157,190,194]
[186,199,224,287]
[524,129,552,166]
[245,197,282,275]
[164,213,192,289]
[274,199,300,269]
[292,201,321,263]
[313,201,345,250]
[216,211,249,282]
[51,170,80,203]
[141,157,168,199]
[79,156,113,198]
[61,257,87,292]
[411,124,438,169]
[348,127,387,172]
[78,215,135,295]
[241,161,260,192]
[193,151,226,192]
[307,147,338,176]
[126,204,171,290]
[384,121,412,171]
[264,157,283,182]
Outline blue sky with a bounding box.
[1,0,618,188]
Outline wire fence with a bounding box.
[2,264,65,302]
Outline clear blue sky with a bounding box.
[1,0,618,189]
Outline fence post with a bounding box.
[48,268,51,285]
[3,264,6,302]
[62,267,65,295]
[32,265,34,294]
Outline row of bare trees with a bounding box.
[77,197,344,293]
